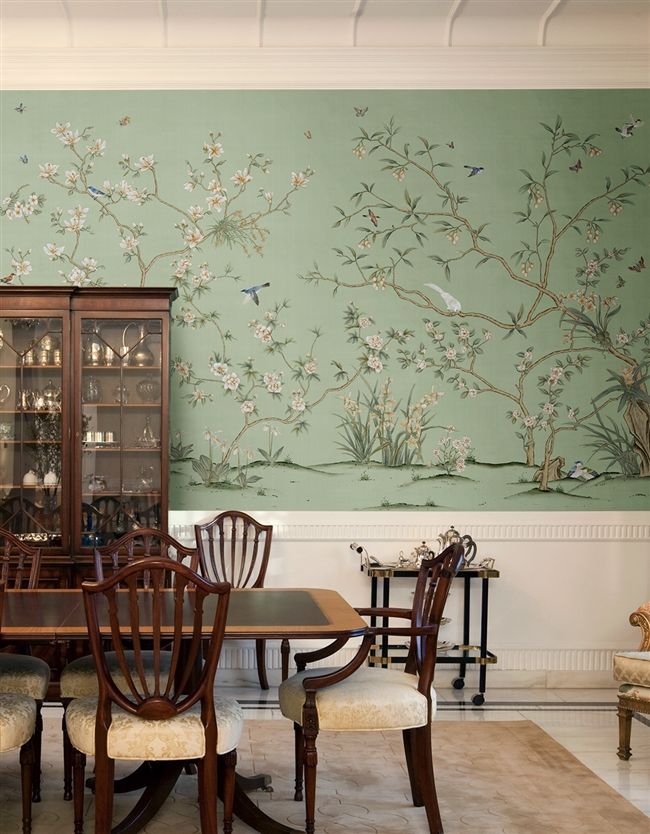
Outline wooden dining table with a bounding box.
[2,587,367,834]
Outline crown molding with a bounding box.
[1,46,648,89]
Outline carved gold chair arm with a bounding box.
[629,601,650,651]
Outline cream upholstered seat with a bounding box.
[279,543,464,834]
[614,602,650,760]
[66,695,243,760]
[59,528,199,800]
[0,529,50,803]
[0,580,39,834]
[0,693,37,834]
[280,666,433,731]
[65,558,239,834]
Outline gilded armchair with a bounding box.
[613,601,650,760]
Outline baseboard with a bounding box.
[219,643,623,689]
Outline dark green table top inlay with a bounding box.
[228,590,328,627]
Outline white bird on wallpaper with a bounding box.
[424,282,462,312]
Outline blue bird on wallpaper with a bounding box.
[566,461,599,481]
[464,165,484,177]
[88,185,109,198]
[241,282,270,305]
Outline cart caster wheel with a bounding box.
[471,693,485,706]
[452,677,465,690]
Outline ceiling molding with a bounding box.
[1,46,648,89]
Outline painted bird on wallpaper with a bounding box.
[424,282,462,312]
[464,165,484,177]
[366,209,380,227]
[1,272,16,284]
[241,282,270,305]
[88,185,109,198]
[615,117,643,138]
[567,461,599,481]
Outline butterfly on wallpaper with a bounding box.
[14,102,25,114]
[365,209,380,227]
[616,276,626,288]
[119,115,131,126]
[19,154,28,164]
[615,117,642,138]
[354,106,368,117]
[304,130,312,140]
[446,140,455,149]
[568,159,582,172]
[628,256,646,273]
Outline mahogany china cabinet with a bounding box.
[0,287,177,585]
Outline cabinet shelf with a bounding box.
[81,403,161,408]
[82,446,161,452]
[82,365,161,371]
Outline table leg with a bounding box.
[382,577,390,668]
[230,774,302,834]
[110,762,184,834]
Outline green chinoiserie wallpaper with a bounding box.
[1,90,649,511]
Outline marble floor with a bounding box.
[232,683,650,819]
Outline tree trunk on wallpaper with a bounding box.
[625,400,650,477]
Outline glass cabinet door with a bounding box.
[78,317,163,547]
[0,316,65,546]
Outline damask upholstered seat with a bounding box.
[614,601,650,760]
[0,583,38,834]
[279,543,465,834]
[65,558,240,834]
[0,529,50,802]
[0,693,37,834]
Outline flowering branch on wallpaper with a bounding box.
[1,123,313,289]
[171,289,423,488]
[304,114,650,491]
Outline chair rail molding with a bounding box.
[2,46,648,89]
[171,511,650,544]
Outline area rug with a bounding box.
[1,716,648,833]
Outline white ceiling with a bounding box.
[1,0,649,49]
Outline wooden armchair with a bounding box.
[278,542,465,834]
[65,559,241,834]
[614,601,650,760]
[195,511,275,688]
[0,530,50,803]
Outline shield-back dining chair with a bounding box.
[195,511,276,688]
[0,529,50,803]
[65,558,242,834]
[0,581,39,834]
[278,542,465,834]
[59,528,199,800]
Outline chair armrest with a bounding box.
[294,637,351,672]
[301,635,375,691]
[354,607,412,619]
[630,602,650,650]
[299,623,439,692]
